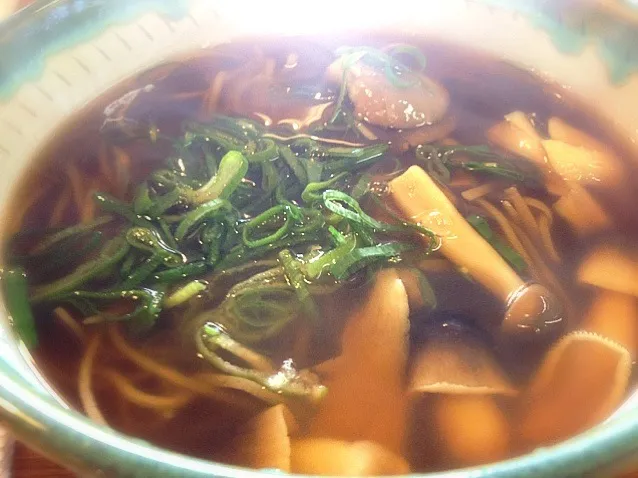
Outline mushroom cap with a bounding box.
[409,316,517,397]
[347,64,449,129]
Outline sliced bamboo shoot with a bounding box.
[553,183,612,236]
[390,166,521,302]
[487,112,547,166]
[548,117,607,151]
[486,113,566,196]
[309,269,409,454]
[548,117,623,186]
[390,166,564,338]
[221,404,293,471]
[396,268,436,312]
[409,325,515,466]
[519,331,631,446]
[291,438,410,476]
[582,290,638,355]
[434,395,510,466]
[542,139,622,187]
[578,244,638,297]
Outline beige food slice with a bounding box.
[547,117,623,187]
[488,112,613,233]
[409,335,517,397]
[582,289,638,355]
[390,165,524,304]
[390,166,566,340]
[518,331,631,446]
[542,139,621,187]
[409,334,516,466]
[433,394,511,466]
[578,244,638,297]
[309,269,409,455]
[221,404,294,471]
[553,183,612,236]
[291,438,410,476]
[487,111,548,166]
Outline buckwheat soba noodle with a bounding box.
[4,37,638,474]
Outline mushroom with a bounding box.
[389,165,565,340]
[409,317,516,466]
[327,54,449,130]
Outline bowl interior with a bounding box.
[2,1,638,477]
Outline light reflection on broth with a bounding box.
[4,36,638,474]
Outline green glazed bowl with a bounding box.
[2,1,638,476]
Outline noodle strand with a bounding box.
[538,214,561,263]
[474,198,534,267]
[107,325,279,408]
[504,187,539,240]
[78,333,108,426]
[48,189,72,228]
[53,307,87,344]
[100,369,193,413]
[524,197,555,226]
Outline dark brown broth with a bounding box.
[8,36,638,472]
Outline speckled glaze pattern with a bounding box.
[1,1,638,476]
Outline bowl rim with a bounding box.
[2,0,638,476]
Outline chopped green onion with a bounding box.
[280,145,308,186]
[242,205,293,249]
[223,283,299,343]
[329,242,414,280]
[302,172,349,203]
[125,227,186,267]
[73,288,165,335]
[2,269,38,349]
[164,280,207,309]
[466,215,527,273]
[29,217,112,256]
[174,199,233,242]
[133,183,154,215]
[185,151,249,205]
[153,262,209,284]
[305,234,357,279]
[279,250,319,322]
[197,324,326,402]
[94,193,157,230]
[31,236,131,304]
[145,188,183,218]
[121,253,164,288]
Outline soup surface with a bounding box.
[4,37,638,475]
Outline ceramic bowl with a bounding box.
[2,0,638,476]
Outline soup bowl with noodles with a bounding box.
[2,0,638,476]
